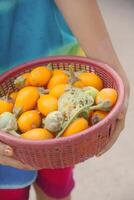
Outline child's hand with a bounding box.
[0,142,33,170]
[97,80,130,156]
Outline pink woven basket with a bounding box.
[0,56,125,169]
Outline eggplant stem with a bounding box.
[56,104,92,138]
[56,101,110,138]
[47,63,53,70]
[69,65,79,85]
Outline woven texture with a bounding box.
[0,56,124,169]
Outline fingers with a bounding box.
[117,89,129,120]
[97,117,125,157]
[0,142,34,170]
[0,155,34,170]
[0,142,13,157]
[118,112,124,120]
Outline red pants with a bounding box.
[0,168,74,200]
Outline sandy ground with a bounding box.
[30,0,134,199]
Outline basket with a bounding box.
[0,56,125,169]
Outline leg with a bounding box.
[34,183,71,200]
[0,186,30,200]
[35,167,74,199]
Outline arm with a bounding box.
[55,0,130,155]
[55,0,129,89]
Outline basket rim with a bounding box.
[0,56,125,145]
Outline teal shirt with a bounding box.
[0,0,76,74]
[0,0,76,189]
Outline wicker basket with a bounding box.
[0,56,125,169]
